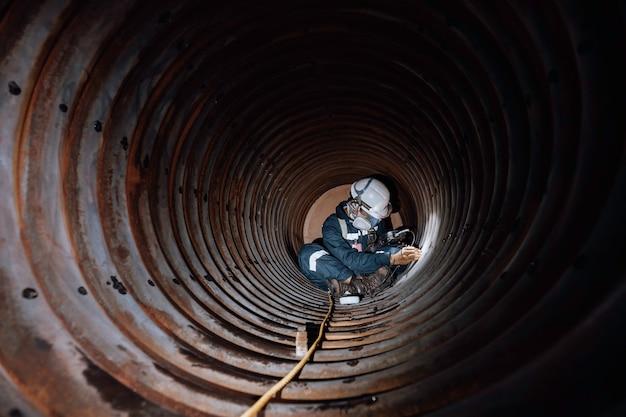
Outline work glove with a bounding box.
[390,246,421,265]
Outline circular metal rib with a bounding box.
[1,1,625,416]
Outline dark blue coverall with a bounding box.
[298,201,397,290]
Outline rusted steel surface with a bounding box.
[1,1,625,416]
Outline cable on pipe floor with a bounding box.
[240,291,334,417]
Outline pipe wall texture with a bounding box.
[1,1,625,416]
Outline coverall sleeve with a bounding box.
[322,217,390,275]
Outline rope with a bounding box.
[239,291,334,417]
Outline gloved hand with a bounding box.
[390,246,421,265]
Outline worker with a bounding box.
[298,177,421,297]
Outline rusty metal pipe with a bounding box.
[1,1,625,416]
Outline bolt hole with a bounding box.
[78,286,87,295]
[22,288,38,299]
[120,136,128,151]
[147,279,155,287]
[59,103,68,112]
[110,275,127,295]
[8,81,21,95]
[9,408,24,417]
[93,120,103,132]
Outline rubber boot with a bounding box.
[327,278,356,297]
[356,266,390,296]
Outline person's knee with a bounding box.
[297,243,355,289]
[297,243,324,272]
[335,268,354,282]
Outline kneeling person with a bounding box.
[298,177,420,297]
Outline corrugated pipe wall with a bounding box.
[1,1,625,416]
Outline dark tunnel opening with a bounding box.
[1,1,626,416]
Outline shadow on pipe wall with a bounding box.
[1,1,625,416]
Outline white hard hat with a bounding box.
[350,177,392,220]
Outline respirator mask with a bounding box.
[352,207,382,231]
[348,199,388,231]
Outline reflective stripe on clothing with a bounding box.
[338,218,350,239]
[297,242,354,290]
[338,218,375,241]
[308,250,329,272]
